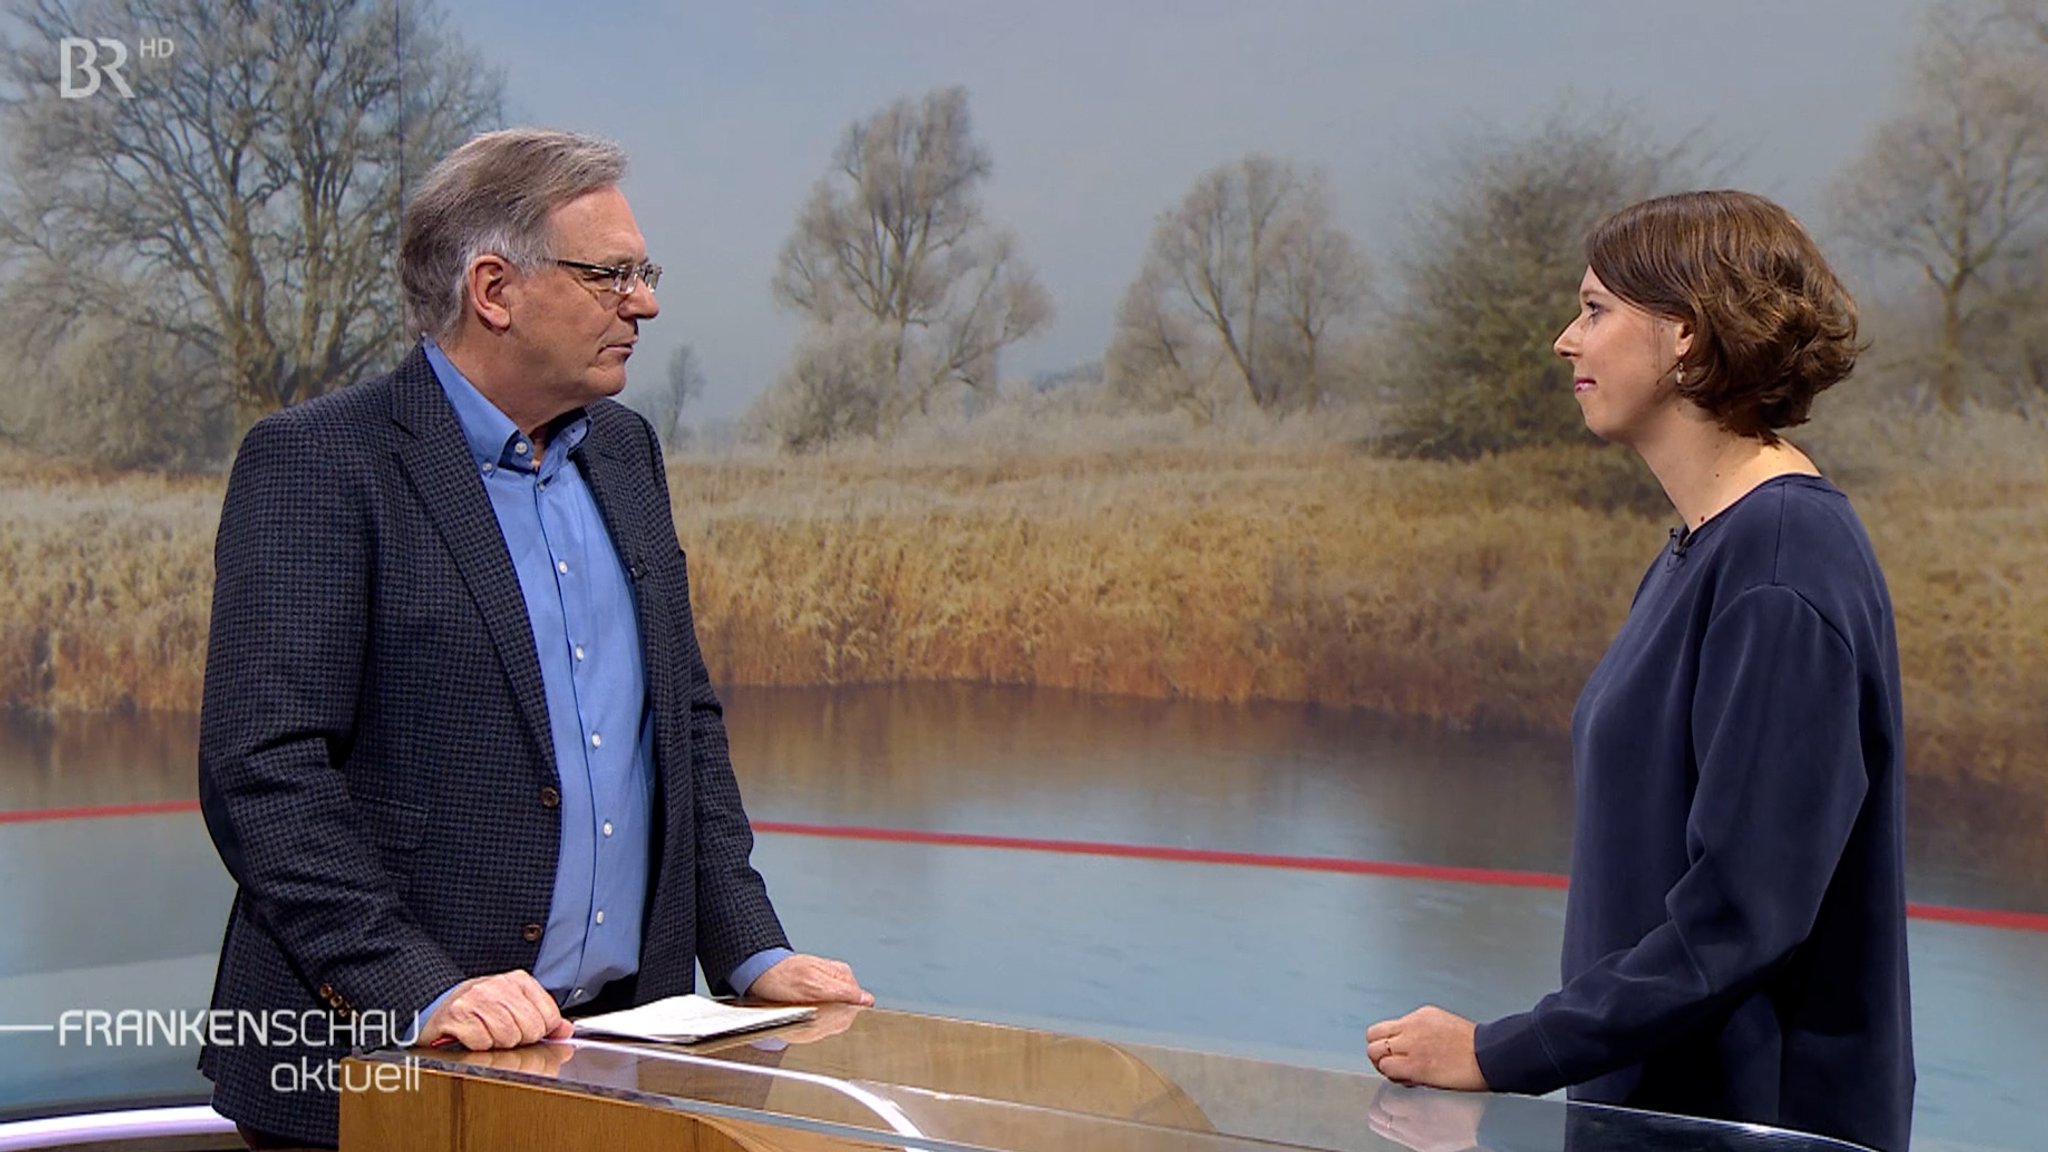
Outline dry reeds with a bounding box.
[2,405,2041,789]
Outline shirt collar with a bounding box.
[422,338,590,472]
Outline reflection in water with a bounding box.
[0,710,200,811]
[721,683,2048,914]
[3,683,2045,910]
[725,684,1579,879]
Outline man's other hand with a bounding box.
[748,954,874,1006]
[419,970,573,1050]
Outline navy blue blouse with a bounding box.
[1475,475,1915,1152]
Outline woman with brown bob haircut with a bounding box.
[1367,191,1914,1152]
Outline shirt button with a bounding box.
[589,732,602,748]
[574,645,586,662]
[537,481,547,491]
[601,821,613,837]
[481,463,494,474]
[521,923,543,943]
[556,560,569,575]
[594,910,605,925]
[540,787,560,809]
[514,441,530,456]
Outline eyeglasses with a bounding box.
[554,258,663,297]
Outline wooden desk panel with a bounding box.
[342,1062,909,1152]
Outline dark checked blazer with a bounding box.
[196,345,788,1145]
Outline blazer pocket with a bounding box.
[356,795,428,881]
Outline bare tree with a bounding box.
[1831,0,2048,412]
[1380,112,1690,459]
[1983,1,2048,402]
[767,85,1050,440]
[661,343,707,436]
[1996,0,2048,43]
[750,320,897,452]
[624,342,705,451]
[0,0,502,436]
[1109,155,1367,417]
[0,304,225,467]
[1106,267,1233,423]
[1270,197,1373,411]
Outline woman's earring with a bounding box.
[1674,365,1688,387]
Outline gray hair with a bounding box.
[400,128,629,340]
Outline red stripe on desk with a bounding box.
[5,803,2045,933]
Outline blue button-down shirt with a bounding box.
[422,342,786,1016]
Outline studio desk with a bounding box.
[340,1006,1866,1152]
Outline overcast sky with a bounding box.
[447,0,1931,421]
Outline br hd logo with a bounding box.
[59,36,175,99]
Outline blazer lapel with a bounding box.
[387,347,558,784]
[573,422,668,707]
[576,416,697,795]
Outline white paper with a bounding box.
[572,994,816,1044]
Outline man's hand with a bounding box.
[747,954,873,1006]
[418,970,573,1050]
[1366,1006,1488,1092]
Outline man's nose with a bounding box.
[623,285,658,321]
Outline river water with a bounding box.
[0,684,2040,1149]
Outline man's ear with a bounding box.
[466,255,515,333]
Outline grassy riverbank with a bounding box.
[2,406,2042,789]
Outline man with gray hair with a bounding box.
[197,128,869,1149]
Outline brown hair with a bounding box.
[1586,190,1860,440]
[400,129,628,340]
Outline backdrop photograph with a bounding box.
[1,2,2043,1149]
